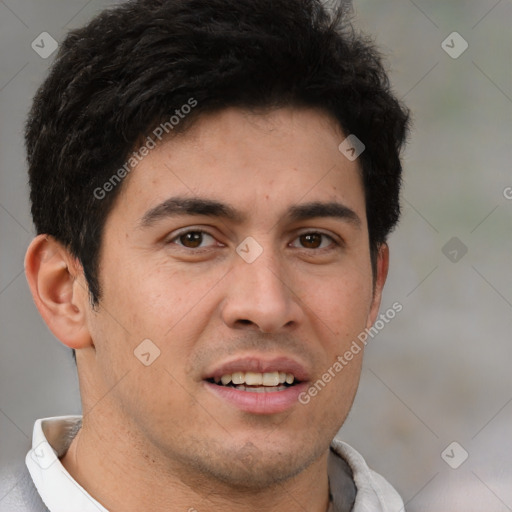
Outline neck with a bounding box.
[60,412,331,512]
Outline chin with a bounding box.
[185,439,323,490]
[202,458,308,490]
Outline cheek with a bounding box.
[97,257,221,374]
[100,256,187,332]
[299,270,374,340]
[134,269,219,339]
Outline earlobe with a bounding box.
[24,234,92,349]
[366,243,390,329]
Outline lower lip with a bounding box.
[204,381,309,414]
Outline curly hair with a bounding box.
[26,0,409,305]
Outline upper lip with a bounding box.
[203,355,311,382]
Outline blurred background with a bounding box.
[1,1,511,510]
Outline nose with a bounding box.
[220,245,304,334]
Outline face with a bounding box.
[79,107,386,488]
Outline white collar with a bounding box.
[25,416,108,512]
[330,439,404,512]
[26,416,402,512]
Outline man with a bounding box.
[17,0,409,510]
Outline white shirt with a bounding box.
[25,416,107,512]
[26,416,404,512]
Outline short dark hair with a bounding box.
[26,0,409,306]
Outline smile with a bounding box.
[203,357,309,414]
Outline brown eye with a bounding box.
[290,232,338,251]
[300,233,323,249]
[179,231,203,248]
[170,230,217,249]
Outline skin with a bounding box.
[25,107,389,512]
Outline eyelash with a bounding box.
[167,229,340,251]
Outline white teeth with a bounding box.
[215,371,296,387]
[262,371,280,386]
[231,371,244,385]
[233,384,288,393]
[245,372,263,385]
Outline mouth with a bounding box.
[202,356,310,414]
[207,371,300,393]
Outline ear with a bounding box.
[366,243,390,329]
[24,234,93,349]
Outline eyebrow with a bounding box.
[138,196,361,229]
[139,197,245,228]
[287,201,361,228]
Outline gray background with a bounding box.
[1,0,511,510]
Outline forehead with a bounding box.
[112,107,366,227]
